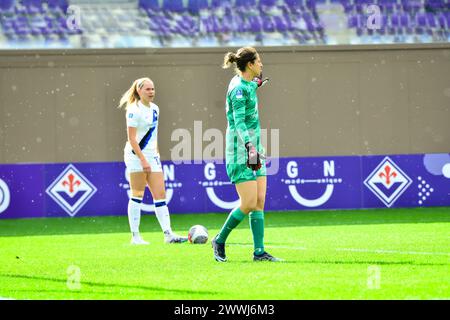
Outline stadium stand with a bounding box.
[0,0,448,49]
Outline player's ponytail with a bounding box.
[222,52,237,69]
[222,47,258,73]
[118,77,151,109]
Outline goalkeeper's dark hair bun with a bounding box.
[222,47,258,72]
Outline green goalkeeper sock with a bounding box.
[216,207,246,244]
[249,211,265,255]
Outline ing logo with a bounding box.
[0,179,11,214]
[199,162,239,209]
[283,160,342,208]
[46,164,97,217]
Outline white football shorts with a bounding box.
[124,152,162,173]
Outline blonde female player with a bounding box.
[211,47,282,262]
[119,77,188,245]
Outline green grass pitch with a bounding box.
[0,207,449,300]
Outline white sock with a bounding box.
[128,197,142,234]
[132,232,140,238]
[154,199,172,235]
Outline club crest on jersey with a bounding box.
[128,113,134,118]
[364,157,411,207]
[235,89,243,99]
[46,164,97,216]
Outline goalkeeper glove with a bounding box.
[253,73,269,88]
[245,142,262,171]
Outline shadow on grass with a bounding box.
[1,288,118,297]
[0,207,449,237]
[0,274,218,296]
[235,259,449,266]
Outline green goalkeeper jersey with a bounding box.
[225,75,263,165]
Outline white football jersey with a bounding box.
[124,101,159,156]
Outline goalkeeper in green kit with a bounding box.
[212,47,282,262]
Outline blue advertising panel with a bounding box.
[362,154,450,209]
[0,153,449,219]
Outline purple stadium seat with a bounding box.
[200,16,214,33]
[259,0,277,13]
[306,21,316,33]
[284,0,302,14]
[437,13,447,28]
[262,15,275,32]
[214,18,227,34]
[302,11,316,30]
[235,14,249,33]
[139,0,159,12]
[426,13,437,28]
[22,0,44,15]
[348,15,358,28]
[306,0,321,11]
[381,15,388,27]
[221,14,233,33]
[163,0,184,13]
[248,15,262,33]
[339,0,352,14]
[283,13,294,31]
[260,0,277,6]
[0,0,15,11]
[187,0,208,15]
[391,14,400,28]
[0,0,14,9]
[401,0,422,12]
[425,0,446,10]
[180,18,199,36]
[236,0,256,7]
[378,0,393,8]
[400,14,409,27]
[211,0,231,9]
[285,0,301,7]
[274,15,288,32]
[47,0,69,11]
[416,13,427,27]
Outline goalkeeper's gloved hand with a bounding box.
[245,142,262,171]
[253,73,269,88]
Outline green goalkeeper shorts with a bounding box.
[226,159,267,184]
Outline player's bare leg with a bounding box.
[146,172,187,243]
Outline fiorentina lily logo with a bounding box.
[364,157,412,207]
[46,164,97,216]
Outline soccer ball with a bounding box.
[188,225,208,244]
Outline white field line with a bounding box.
[230,243,450,257]
[231,243,307,250]
[335,248,450,257]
